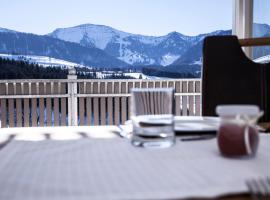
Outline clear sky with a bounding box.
[253,0,270,24]
[0,0,234,36]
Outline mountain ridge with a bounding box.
[0,31,129,68]
[48,23,212,66]
[1,23,269,73]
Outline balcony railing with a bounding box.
[0,75,201,128]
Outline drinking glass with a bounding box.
[130,88,175,148]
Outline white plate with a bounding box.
[174,116,220,132]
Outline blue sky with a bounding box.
[0,0,250,36]
[254,0,270,25]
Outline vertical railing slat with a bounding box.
[148,81,154,88]
[127,81,134,119]
[86,82,92,125]
[154,81,160,88]
[39,83,45,126]
[78,82,85,126]
[52,83,60,126]
[0,83,7,95]
[195,81,201,116]
[8,99,14,127]
[188,81,194,116]
[46,98,52,126]
[134,81,140,88]
[1,99,6,128]
[93,82,99,125]
[100,82,106,125]
[7,83,15,127]
[79,97,85,126]
[121,82,127,124]
[31,83,37,127]
[175,81,181,115]
[24,99,30,127]
[15,83,22,127]
[141,81,147,88]
[0,83,7,127]
[60,83,67,126]
[114,82,120,125]
[16,99,22,127]
[168,81,174,89]
[162,81,167,88]
[31,99,37,127]
[23,83,30,127]
[107,82,113,125]
[182,81,188,116]
[46,83,52,126]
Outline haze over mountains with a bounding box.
[0,23,269,74]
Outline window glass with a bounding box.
[0,0,232,79]
[253,0,270,62]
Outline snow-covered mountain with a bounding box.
[171,30,231,66]
[253,23,270,37]
[0,31,128,68]
[0,27,15,33]
[0,54,86,68]
[1,23,269,75]
[49,24,203,66]
[252,23,270,60]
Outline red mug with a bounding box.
[218,122,259,156]
[216,105,262,157]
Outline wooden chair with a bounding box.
[202,35,270,122]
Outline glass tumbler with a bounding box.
[130,88,175,148]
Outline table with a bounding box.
[0,126,269,200]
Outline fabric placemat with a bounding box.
[0,128,270,200]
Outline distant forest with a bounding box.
[0,57,198,79]
[0,57,69,79]
[142,67,198,78]
[0,58,134,79]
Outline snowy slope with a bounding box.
[48,23,233,67]
[253,23,270,37]
[160,54,180,66]
[49,24,131,49]
[253,54,270,63]
[49,24,169,49]
[0,27,15,33]
[48,24,197,66]
[0,54,86,68]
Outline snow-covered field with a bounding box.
[124,73,167,79]
[0,54,86,68]
[0,53,163,79]
[254,54,270,63]
[94,72,161,79]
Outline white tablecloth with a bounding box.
[0,126,270,200]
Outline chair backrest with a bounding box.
[202,35,270,122]
[131,88,174,116]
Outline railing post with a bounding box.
[67,67,78,126]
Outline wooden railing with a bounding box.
[239,37,270,47]
[0,75,201,128]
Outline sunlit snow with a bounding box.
[0,54,85,68]
[254,55,270,63]
[160,54,180,66]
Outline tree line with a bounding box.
[0,57,68,79]
[0,57,135,79]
